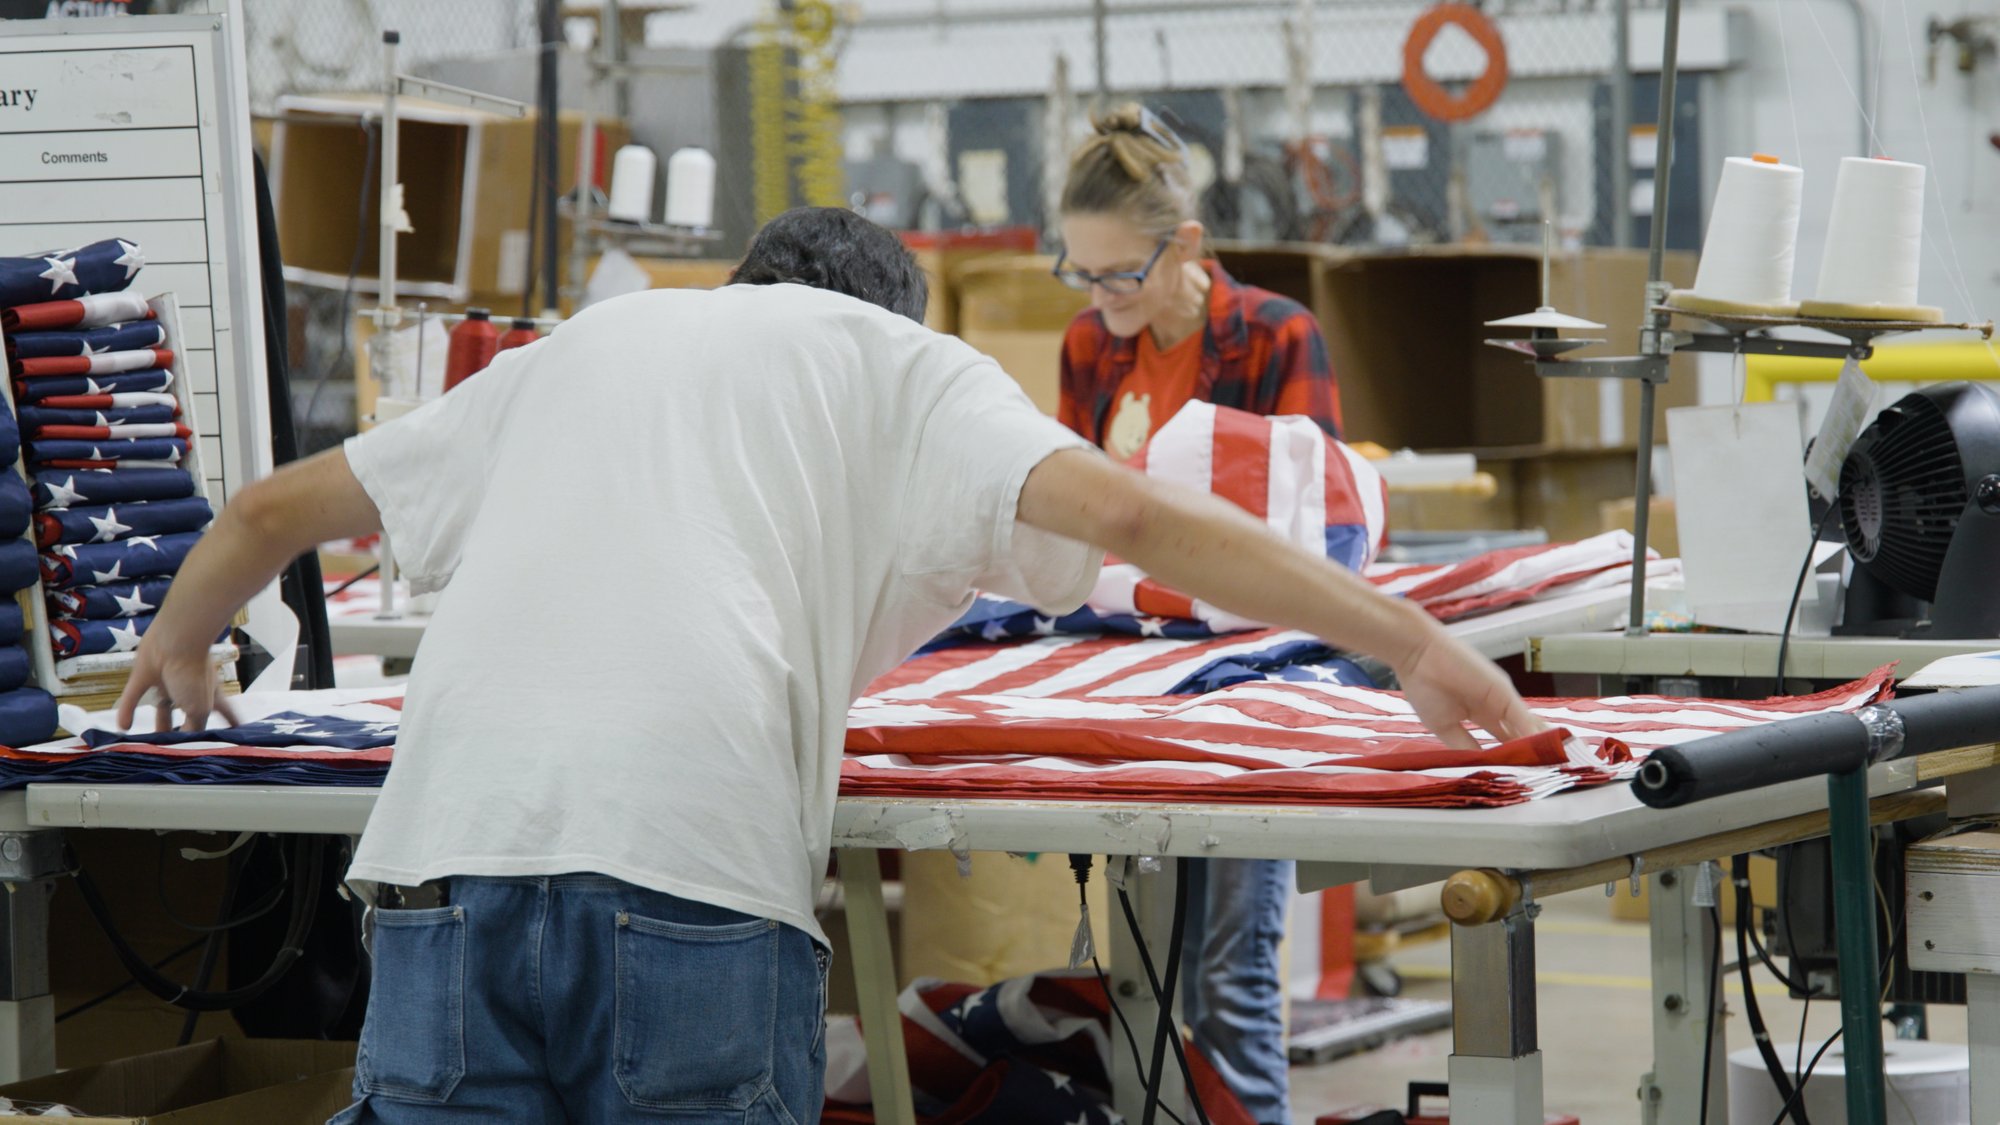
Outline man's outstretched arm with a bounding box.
[1016,449,1543,749]
[117,449,384,730]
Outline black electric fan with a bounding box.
[1837,380,2000,638]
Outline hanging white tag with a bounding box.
[1804,356,1880,503]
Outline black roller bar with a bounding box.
[1633,685,2000,808]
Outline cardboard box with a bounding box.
[617,257,739,291]
[1295,245,1697,452]
[268,96,628,303]
[1610,854,1777,923]
[952,255,1089,415]
[0,1040,356,1124]
[1602,495,1681,559]
[899,852,1109,989]
[1507,446,1645,542]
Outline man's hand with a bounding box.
[112,449,384,732]
[1392,629,1546,750]
[1017,448,1548,749]
[116,636,238,733]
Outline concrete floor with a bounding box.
[1288,888,1969,1124]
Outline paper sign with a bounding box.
[1668,402,1817,633]
[1804,356,1879,502]
[1382,127,1430,170]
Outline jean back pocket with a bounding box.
[357,905,466,1104]
[613,911,780,1111]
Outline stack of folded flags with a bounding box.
[0,240,209,746]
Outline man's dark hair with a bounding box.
[729,207,929,323]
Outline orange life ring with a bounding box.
[1402,4,1509,123]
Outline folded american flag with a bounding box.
[34,467,195,509]
[0,689,55,749]
[2,291,152,333]
[822,971,1251,1125]
[50,615,155,657]
[0,605,22,646]
[16,374,174,402]
[13,348,173,378]
[0,541,37,594]
[0,648,26,693]
[32,423,191,443]
[19,404,179,429]
[0,239,141,307]
[48,577,172,620]
[0,475,27,541]
[28,438,187,468]
[41,532,200,588]
[6,321,166,359]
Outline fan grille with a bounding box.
[1840,394,1966,601]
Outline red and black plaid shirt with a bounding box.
[1057,260,1343,447]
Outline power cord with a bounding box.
[1070,856,1189,1125]
[55,937,208,1023]
[1733,856,1807,1122]
[68,835,327,1012]
[1073,855,1213,1125]
[1766,1028,1844,1125]
[1775,497,1845,686]
[1699,902,1720,1125]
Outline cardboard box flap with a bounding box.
[152,1066,356,1125]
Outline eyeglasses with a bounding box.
[1052,238,1172,295]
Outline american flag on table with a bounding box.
[821,970,1254,1125]
[0,659,1897,808]
[841,635,1896,808]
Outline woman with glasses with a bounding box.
[1053,105,1345,1125]
[1055,105,1343,465]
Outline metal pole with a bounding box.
[1611,0,1633,248]
[537,0,562,317]
[1093,0,1109,107]
[1625,0,1682,638]
[379,30,400,316]
[1828,767,1889,1125]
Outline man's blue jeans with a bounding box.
[328,875,828,1124]
[1180,858,1293,1125]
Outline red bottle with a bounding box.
[444,308,500,391]
[498,318,539,351]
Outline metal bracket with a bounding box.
[1674,331,1869,363]
[0,835,63,885]
[1532,355,1673,383]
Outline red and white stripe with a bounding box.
[1366,530,1662,621]
[1090,403,1388,629]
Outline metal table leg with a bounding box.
[835,848,915,1125]
[0,831,61,1082]
[1640,866,1728,1124]
[1448,909,1544,1123]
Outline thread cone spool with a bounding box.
[1801,156,1944,322]
[607,144,656,224]
[1669,154,1803,317]
[664,147,716,229]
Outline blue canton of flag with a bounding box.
[0,541,37,595]
[0,648,27,692]
[15,371,173,401]
[19,404,178,429]
[82,712,399,751]
[50,615,158,658]
[33,467,195,510]
[6,320,166,359]
[27,437,186,466]
[40,531,200,589]
[36,496,212,548]
[0,239,142,307]
[0,475,28,541]
[49,577,173,621]
[0,604,23,646]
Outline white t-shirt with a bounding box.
[343,283,1099,942]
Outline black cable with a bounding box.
[1734,857,1806,1120]
[68,836,326,1012]
[1112,877,1212,1125]
[1775,498,1845,687]
[1069,857,1190,1125]
[55,937,208,1023]
[326,564,382,600]
[178,843,245,1045]
[1699,902,1720,1125]
[155,833,289,933]
[1767,1027,1844,1125]
[1142,862,1196,1125]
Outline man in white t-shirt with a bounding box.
[120,207,1541,1125]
